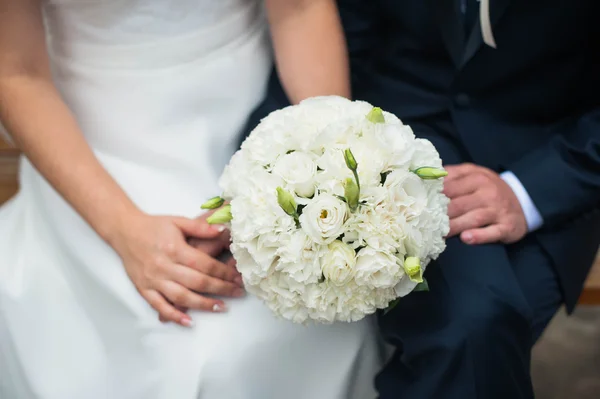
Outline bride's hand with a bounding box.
[111,213,245,327]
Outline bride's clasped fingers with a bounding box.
[110,213,244,327]
[171,252,245,297]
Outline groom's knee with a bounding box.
[449,294,532,351]
[399,289,533,360]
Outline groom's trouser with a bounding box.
[375,130,563,399]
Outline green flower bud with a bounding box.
[343,148,358,171]
[276,187,297,217]
[366,107,385,124]
[206,204,233,224]
[403,256,423,283]
[344,177,360,212]
[201,196,225,210]
[413,167,448,179]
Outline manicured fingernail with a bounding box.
[234,276,244,287]
[233,288,245,297]
[462,232,473,244]
[215,225,226,233]
[212,303,227,312]
[181,318,194,328]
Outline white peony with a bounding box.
[299,193,348,244]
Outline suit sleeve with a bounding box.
[336,0,383,62]
[508,109,600,227]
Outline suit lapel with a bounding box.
[462,0,512,66]
[432,0,465,68]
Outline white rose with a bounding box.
[321,241,356,286]
[354,247,401,289]
[272,151,317,198]
[299,193,348,244]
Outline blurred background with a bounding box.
[1,136,599,398]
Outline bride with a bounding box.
[0,0,383,398]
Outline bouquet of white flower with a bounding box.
[203,96,450,324]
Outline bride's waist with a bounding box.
[18,153,221,218]
[45,2,266,69]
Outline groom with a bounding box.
[245,0,600,398]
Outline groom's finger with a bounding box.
[448,208,495,237]
[447,193,486,218]
[460,224,505,245]
[443,163,477,182]
[442,175,480,198]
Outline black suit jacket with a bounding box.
[245,0,600,310]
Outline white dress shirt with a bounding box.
[500,171,544,232]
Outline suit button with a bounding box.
[454,93,470,107]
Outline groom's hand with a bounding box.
[443,163,527,245]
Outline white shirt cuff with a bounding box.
[500,171,543,232]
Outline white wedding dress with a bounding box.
[0,1,382,398]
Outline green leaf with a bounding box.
[334,195,348,203]
[384,298,401,315]
[413,279,430,292]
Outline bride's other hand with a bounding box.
[110,213,244,327]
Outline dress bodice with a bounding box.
[43,0,257,44]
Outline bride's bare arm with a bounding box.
[0,0,244,326]
[0,0,141,240]
[266,0,350,104]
